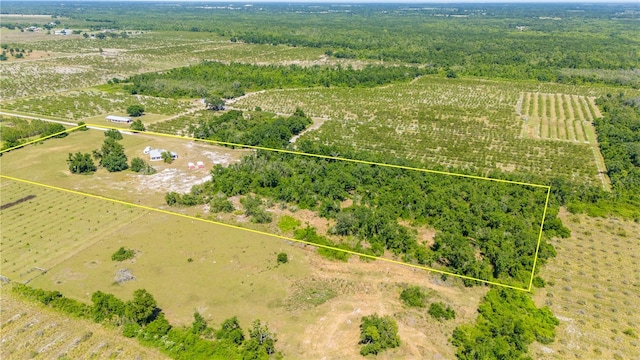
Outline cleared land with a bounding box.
[532,210,640,360]
[0,177,488,359]
[0,292,167,359]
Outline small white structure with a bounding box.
[143,146,152,154]
[188,162,196,170]
[54,29,72,35]
[196,161,205,169]
[106,115,132,124]
[149,149,178,161]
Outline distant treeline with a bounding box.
[126,62,428,99]
[6,1,637,86]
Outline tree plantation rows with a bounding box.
[0,118,67,150]
[126,61,428,99]
[167,141,565,288]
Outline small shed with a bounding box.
[106,115,132,124]
[197,161,205,169]
[188,162,196,170]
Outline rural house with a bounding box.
[149,149,178,161]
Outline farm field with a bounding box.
[532,210,640,360]
[1,292,167,359]
[0,177,488,359]
[0,178,146,284]
[231,76,630,186]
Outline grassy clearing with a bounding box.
[0,291,167,359]
[532,210,640,359]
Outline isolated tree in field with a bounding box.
[104,128,123,140]
[125,289,158,325]
[95,137,128,172]
[428,302,456,321]
[359,314,400,356]
[205,96,225,111]
[126,104,145,117]
[130,118,146,131]
[130,157,156,174]
[277,252,288,264]
[67,152,96,174]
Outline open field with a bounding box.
[532,210,640,359]
[0,177,488,359]
[0,292,167,359]
[231,77,633,186]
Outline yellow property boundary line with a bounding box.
[0,123,552,292]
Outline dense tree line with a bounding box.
[1,118,67,150]
[189,109,312,149]
[594,94,640,199]
[170,141,564,288]
[16,2,636,86]
[12,285,279,360]
[126,62,428,99]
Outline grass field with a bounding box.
[532,210,640,359]
[0,291,167,359]
[0,177,488,359]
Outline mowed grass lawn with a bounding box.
[533,210,640,359]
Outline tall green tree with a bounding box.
[125,289,158,325]
[67,152,96,174]
[96,137,128,172]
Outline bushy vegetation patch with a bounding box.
[1,118,67,150]
[358,314,400,356]
[428,302,456,321]
[452,288,559,359]
[111,247,135,262]
[399,286,426,308]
